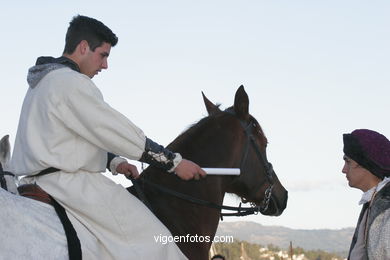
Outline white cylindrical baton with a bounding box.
[202,168,240,175]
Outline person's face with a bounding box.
[79,41,111,78]
[342,155,380,192]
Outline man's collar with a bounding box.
[359,177,390,205]
[35,56,80,72]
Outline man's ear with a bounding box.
[79,40,90,55]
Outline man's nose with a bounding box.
[342,164,347,174]
[102,59,108,69]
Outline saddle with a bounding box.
[17,167,60,204]
[17,183,82,260]
[18,184,54,205]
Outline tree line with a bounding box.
[211,240,346,260]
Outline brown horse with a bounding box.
[128,86,288,260]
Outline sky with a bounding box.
[1,1,389,230]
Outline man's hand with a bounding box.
[116,162,140,179]
[174,159,206,180]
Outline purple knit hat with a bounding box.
[343,129,390,179]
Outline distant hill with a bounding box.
[215,221,354,256]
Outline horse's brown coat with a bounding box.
[129,86,288,260]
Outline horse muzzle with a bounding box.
[261,189,288,216]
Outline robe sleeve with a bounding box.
[53,74,146,160]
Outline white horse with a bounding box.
[0,135,68,259]
[0,135,17,194]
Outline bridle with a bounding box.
[131,109,275,217]
[225,107,275,214]
[0,163,15,191]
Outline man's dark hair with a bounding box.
[211,254,225,260]
[63,15,118,54]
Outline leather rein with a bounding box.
[0,163,15,191]
[130,109,275,218]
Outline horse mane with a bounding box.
[168,104,268,154]
[167,107,230,150]
[179,103,223,135]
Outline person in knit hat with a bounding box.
[342,129,390,260]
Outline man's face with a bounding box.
[342,156,378,191]
[80,42,111,78]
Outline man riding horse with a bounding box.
[9,15,205,260]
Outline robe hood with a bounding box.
[27,56,80,89]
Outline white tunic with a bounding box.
[10,67,187,259]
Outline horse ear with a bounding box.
[234,85,249,120]
[202,91,221,115]
[0,135,10,166]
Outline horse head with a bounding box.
[175,85,288,216]
[204,86,287,216]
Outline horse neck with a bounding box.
[4,175,18,194]
[142,167,227,243]
[0,162,18,194]
[141,122,239,237]
[161,122,239,200]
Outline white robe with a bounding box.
[10,67,187,260]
